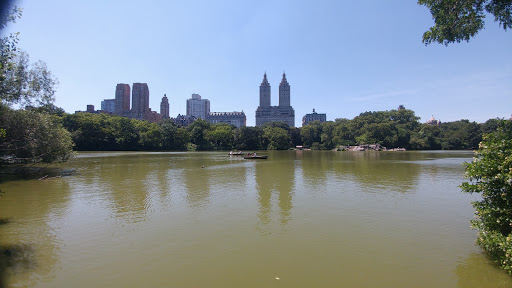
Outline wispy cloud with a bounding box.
[348,89,419,103]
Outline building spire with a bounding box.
[262,71,269,84]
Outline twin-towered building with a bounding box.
[255,72,295,127]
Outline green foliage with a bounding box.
[58,108,493,152]
[263,126,290,150]
[461,120,512,273]
[439,120,481,150]
[26,103,66,116]
[206,123,234,150]
[1,51,58,107]
[419,0,512,45]
[187,119,211,150]
[410,124,442,150]
[0,105,74,164]
[233,126,263,150]
[300,121,322,147]
[0,6,22,88]
[61,113,193,151]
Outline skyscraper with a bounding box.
[259,72,271,107]
[115,83,130,115]
[279,72,290,107]
[186,93,210,119]
[255,72,295,127]
[132,83,149,119]
[160,94,170,119]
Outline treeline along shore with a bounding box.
[2,105,501,154]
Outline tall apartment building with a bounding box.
[302,109,326,126]
[255,72,295,127]
[132,83,150,120]
[101,99,116,113]
[160,94,170,119]
[186,93,210,119]
[115,84,130,115]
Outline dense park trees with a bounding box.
[51,108,502,152]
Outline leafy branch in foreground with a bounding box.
[419,0,512,45]
[461,120,512,273]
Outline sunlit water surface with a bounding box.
[1,151,511,287]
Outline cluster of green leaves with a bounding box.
[419,0,512,45]
[0,6,22,88]
[461,120,512,273]
[0,105,74,164]
[0,50,58,108]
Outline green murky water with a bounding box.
[1,150,511,287]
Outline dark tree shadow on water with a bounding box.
[0,166,76,183]
[0,244,36,288]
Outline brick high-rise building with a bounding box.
[115,84,130,115]
[132,83,149,120]
[160,94,170,119]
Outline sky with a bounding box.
[2,0,512,126]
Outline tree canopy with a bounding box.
[461,120,512,273]
[419,0,512,45]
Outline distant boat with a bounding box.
[243,155,268,159]
[229,151,243,156]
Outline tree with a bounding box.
[460,120,512,274]
[135,120,161,150]
[159,119,189,150]
[263,126,291,150]
[233,126,263,150]
[300,121,322,148]
[419,0,512,45]
[0,107,74,165]
[0,6,72,168]
[187,119,211,150]
[206,124,234,150]
[0,51,58,107]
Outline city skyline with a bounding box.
[3,0,511,125]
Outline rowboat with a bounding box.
[243,155,268,159]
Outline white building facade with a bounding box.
[186,93,210,119]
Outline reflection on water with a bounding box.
[0,178,70,287]
[255,153,295,226]
[1,150,512,287]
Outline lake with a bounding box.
[1,150,511,287]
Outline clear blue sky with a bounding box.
[4,0,512,126]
